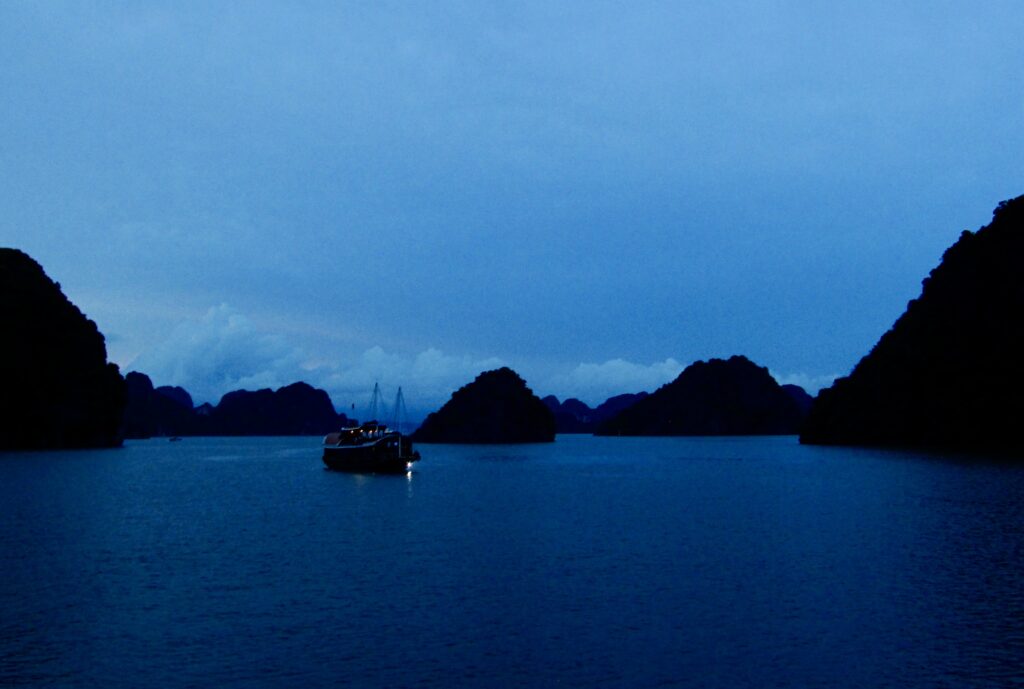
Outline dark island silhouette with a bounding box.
[542,392,649,434]
[206,381,354,436]
[0,248,126,449]
[596,355,806,436]
[122,372,354,438]
[412,367,556,443]
[781,385,814,418]
[124,372,199,438]
[155,384,193,410]
[801,195,1024,454]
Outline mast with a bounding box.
[391,386,408,434]
[368,382,382,421]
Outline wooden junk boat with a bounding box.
[322,385,420,474]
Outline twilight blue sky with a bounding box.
[2,2,1021,415]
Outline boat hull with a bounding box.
[321,436,417,474]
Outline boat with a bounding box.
[322,421,420,473]
[321,385,421,474]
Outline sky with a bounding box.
[1,2,1021,418]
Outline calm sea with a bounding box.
[1,436,1022,688]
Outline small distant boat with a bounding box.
[168,436,182,442]
[322,384,421,474]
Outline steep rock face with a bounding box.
[412,367,555,443]
[596,356,805,436]
[0,249,125,449]
[801,196,1024,453]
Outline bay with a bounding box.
[1,436,1022,688]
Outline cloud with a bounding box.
[542,358,685,406]
[129,304,310,405]
[770,371,838,395]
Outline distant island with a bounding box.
[801,195,1024,454]
[542,393,649,434]
[123,372,355,438]
[0,249,125,449]
[412,367,556,443]
[596,355,807,436]
[123,372,199,438]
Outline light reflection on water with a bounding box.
[1,435,1022,688]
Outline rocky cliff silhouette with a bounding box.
[0,249,125,449]
[209,382,353,436]
[121,376,355,437]
[412,367,556,443]
[781,384,814,417]
[542,392,649,433]
[596,355,805,436]
[123,372,199,438]
[801,195,1024,453]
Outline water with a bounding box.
[1,436,1023,688]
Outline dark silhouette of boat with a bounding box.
[322,421,420,473]
[321,385,420,474]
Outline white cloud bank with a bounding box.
[129,305,505,418]
[130,304,310,405]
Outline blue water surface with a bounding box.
[1,436,1023,688]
